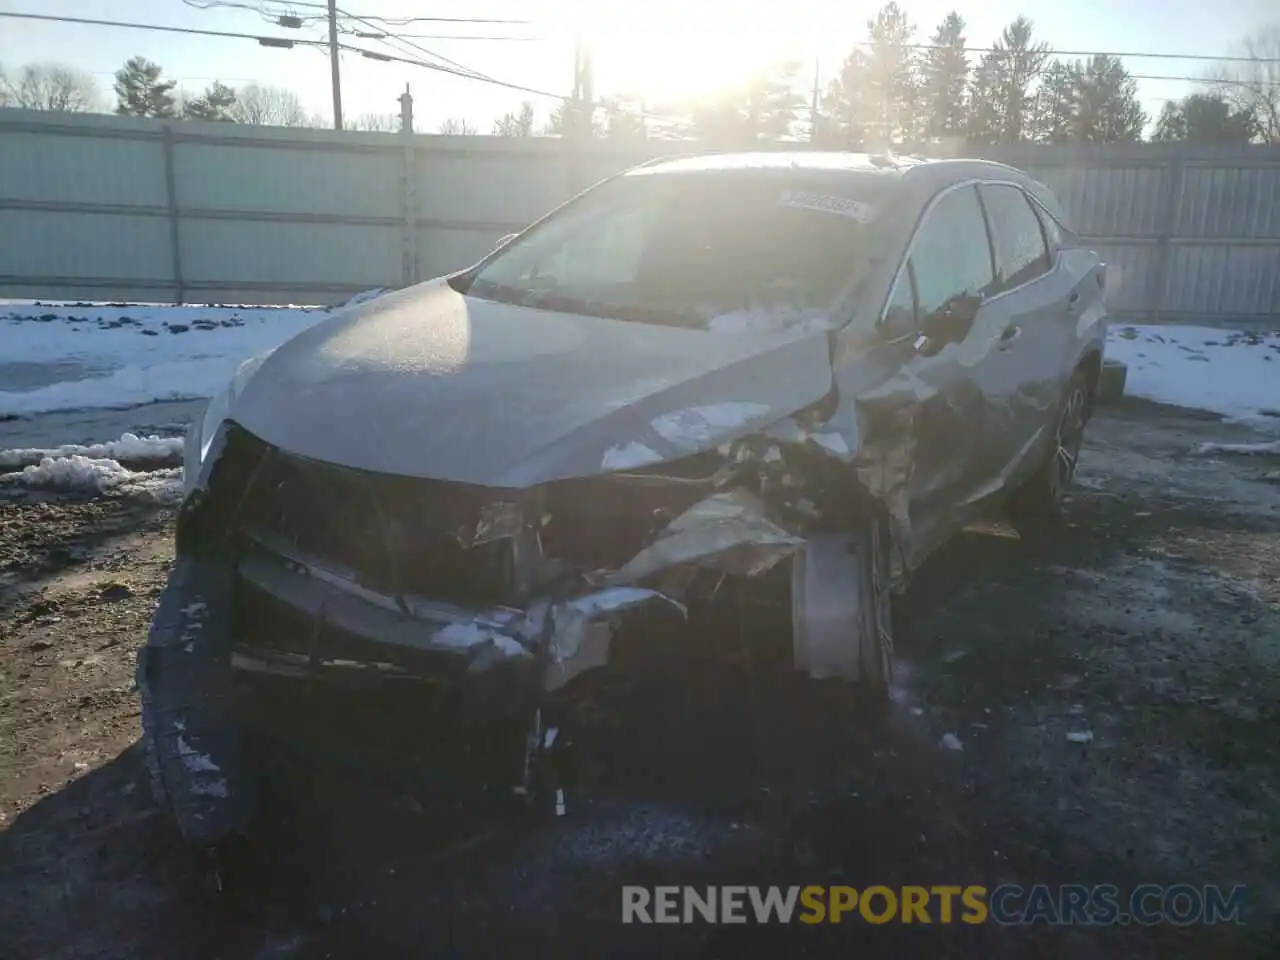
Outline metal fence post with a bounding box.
[399,86,418,287]
[1150,146,1187,324]
[162,125,185,304]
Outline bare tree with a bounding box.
[349,112,400,132]
[0,63,12,107]
[492,101,536,136]
[229,83,308,127]
[438,117,477,135]
[1210,25,1280,142]
[8,62,100,112]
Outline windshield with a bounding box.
[460,170,890,332]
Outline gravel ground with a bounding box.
[0,397,1277,959]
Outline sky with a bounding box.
[1,0,1275,132]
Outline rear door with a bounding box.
[975,182,1077,486]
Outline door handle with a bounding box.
[1066,291,1081,313]
[998,324,1022,349]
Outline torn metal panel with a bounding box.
[542,587,685,691]
[608,489,805,584]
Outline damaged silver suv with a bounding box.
[139,152,1107,844]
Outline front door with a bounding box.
[880,183,1010,562]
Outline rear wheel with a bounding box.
[1010,368,1091,530]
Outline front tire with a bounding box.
[1010,368,1091,530]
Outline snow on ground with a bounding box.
[0,296,381,417]
[0,432,183,470]
[1105,325,1280,427]
[3,455,184,504]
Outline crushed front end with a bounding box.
[139,407,887,845]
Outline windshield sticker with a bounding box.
[779,190,876,222]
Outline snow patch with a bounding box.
[8,454,183,503]
[1105,325,1280,426]
[651,402,772,449]
[1190,439,1280,456]
[0,432,183,470]
[1,302,329,416]
[176,734,223,775]
[602,441,663,471]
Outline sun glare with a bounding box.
[559,0,808,103]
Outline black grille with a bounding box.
[225,424,515,608]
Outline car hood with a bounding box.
[230,279,835,487]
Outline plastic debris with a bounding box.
[939,733,964,751]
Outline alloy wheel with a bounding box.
[1049,385,1087,504]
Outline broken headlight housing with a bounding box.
[182,351,274,497]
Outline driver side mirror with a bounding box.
[919,293,982,344]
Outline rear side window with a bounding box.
[979,184,1051,293]
[1030,199,1065,253]
[909,185,995,319]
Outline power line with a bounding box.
[1,10,324,46]
[335,7,497,82]
[186,0,530,25]
[180,1,326,25]
[345,31,546,43]
[0,9,686,127]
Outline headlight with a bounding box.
[182,351,274,496]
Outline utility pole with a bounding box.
[570,37,593,140]
[810,56,821,143]
[327,0,343,130]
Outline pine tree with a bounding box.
[1153,93,1259,144]
[1073,55,1145,142]
[602,98,648,140]
[1029,60,1079,143]
[113,57,176,118]
[824,2,921,148]
[182,81,237,121]
[688,62,803,145]
[965,55,1004,144]
[966,17,1049,144]
[920,12,969,142]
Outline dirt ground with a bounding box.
[0,397,1276,959]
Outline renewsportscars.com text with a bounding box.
[621,884,1245,926]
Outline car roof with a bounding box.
[625,151,1064,222]
[626,151,913,177]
